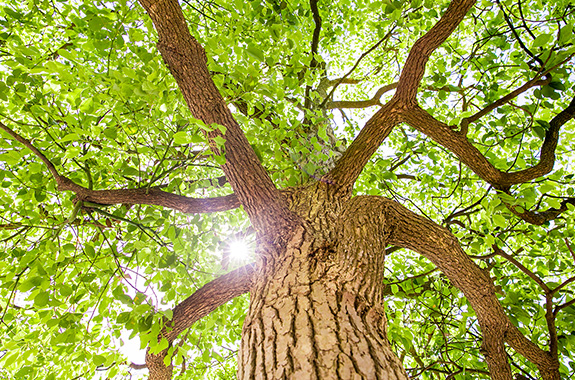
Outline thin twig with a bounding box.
[319,27,396,109]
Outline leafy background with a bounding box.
[0,0,574,378]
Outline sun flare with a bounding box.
[229,239,250,260]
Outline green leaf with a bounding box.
[246,44,265,62]
[492,214,507,228]
[93,354,106,366]
[549,81,565,91]
[213,135,226,147]
[533,125,546,139]
[532,33,552,48]
[173,131,190,144]
[0,151,22,165]
[214,155,226,165]
[34,291,50,307]
[559,24,573,44]
[61,133,79,142]
[541,85,560,99]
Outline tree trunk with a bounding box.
[238,191,409,379]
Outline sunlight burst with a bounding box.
[229,239,250,260]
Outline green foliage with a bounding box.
[0,0,574,378]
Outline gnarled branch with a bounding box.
[322,100,401,193]
[505,196,575,225]
[460,75,551,134]
[379,197,560,380]
[323,0,476,192]
[402,94,575,189]
[0,121,241,214]
[146,264,255,380]
[394,0,477,103]
[326,82,398,109]
[138,0,295,233]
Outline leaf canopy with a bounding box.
[0,0,574,378]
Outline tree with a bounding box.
[0,0,574,378]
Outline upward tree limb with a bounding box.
[146,264,255,380]
[138,0,295,233]
[322,100,401,192]
[324,0,477,192]
[495,0,543,68]
[0,121,241,214]
[460,74,551,134]
[394,0,477,103]
[379,197,560,380]
[304,0,322,110]
[325,82,398,109]
[402,94,575,189]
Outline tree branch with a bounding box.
[322,100,401,193]
[323,0,476,192]
[0,121,64,187]
[457,48,574,135]
[460,75,550,134]
[495,0,543,68]
[402,94,575,189]
[504,196,575,225]
[137,0,295,233]
[0,121,241,214]
[146,264,255,380]
[325,82,398,109]
[395,0,477,103]
[304,0,322,110]
[493,245,550,293]
[319,29,396,109]
[377,197,560,380]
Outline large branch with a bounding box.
[402,95,575,189]
[394,0,476,102]
[146,264,255,380]
[322,100,401,193]
[323,0,476,192]
[137,0,294,232]
[379,197,560,380]
[0,121,240,214]
[77,189,239,214]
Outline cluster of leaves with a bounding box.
[0,0,574,378]
[0,0,251,378]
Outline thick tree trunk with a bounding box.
[238,193,409,379]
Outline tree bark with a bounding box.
[238,189,409,379]
[380,197,560,380]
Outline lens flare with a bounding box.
[229,239,250,259]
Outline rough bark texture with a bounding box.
[137,0,296,235]
[0,121,241,214]
[402,96,575,189]
[2,0,571,376]
[239,186,408,379]
[2,0,564,378]
[380,198,560,380]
